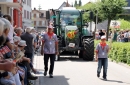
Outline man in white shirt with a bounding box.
[3,15,14,44]
[124,31,129,42]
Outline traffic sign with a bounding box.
[110,20,121,28]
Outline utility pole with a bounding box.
[38,5,42,10]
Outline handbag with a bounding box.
[0,46,12,59]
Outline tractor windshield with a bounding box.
[60,10,81,26]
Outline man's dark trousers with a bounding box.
[44,54,55,74]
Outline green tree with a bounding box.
[79,2,96,21]
[79,2,105,33]
[98,0,127,40]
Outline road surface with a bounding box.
[33,55,130,85]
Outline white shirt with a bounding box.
[8,24,14,44]
[124,32,129,38]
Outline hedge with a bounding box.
[94,40,130,65]
[118,19,130,30]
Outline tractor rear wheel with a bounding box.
[82,37,94,61]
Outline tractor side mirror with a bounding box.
[46,11,50,19]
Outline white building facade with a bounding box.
[0,0,21,22]
[32,8,47,31]
[22,0,32,29]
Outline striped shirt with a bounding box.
[42,33,58,54]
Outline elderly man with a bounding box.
[3,15,14,44]
[0,19,15,72]
[16,27,23,37]
[30,28,37,50]
[95,36,110,81]
[21,27,38,74]
[41,26,59,78]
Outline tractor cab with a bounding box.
[46,7,94,61]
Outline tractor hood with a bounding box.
[65,26,78,30]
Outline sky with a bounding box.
[32,0,96,10]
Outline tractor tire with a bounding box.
[82,37,94,61]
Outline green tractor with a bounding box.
[46,7,94,61]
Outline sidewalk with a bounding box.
[32,53,44,85]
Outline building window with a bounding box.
[30,0,31,7]
[33,14,36,18]
[27,0,28,5]
[39,13,40,18]
[42,21,45,25]
[30,12,31,19]
[0,6,1,16]
[27,11,29,19]
[27,0,30,5]
[24,10,26,18]
[39,13,44,18]
[34,21,36,26]
[39,21,42,26]
[24,0,26,4]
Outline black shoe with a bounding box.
[97,73,100,78]
[44,72,47,76]
[103,77,107,81]
[28,75,38,80]
[49,74,53,78]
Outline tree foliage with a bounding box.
[119,19,130,30]
[79,0,127,40]
[78,2,105,23]
[99,0,127,40]
[79,2,97,22]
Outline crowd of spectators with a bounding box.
[95,29,130,42]
[0,15,42,85]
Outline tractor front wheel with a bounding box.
[82,37,94,61]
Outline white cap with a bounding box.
[48,25,54,29]
[18,40,27,46]
[95,32,98,34]
[101,36,106,39]
[14,36,21,42]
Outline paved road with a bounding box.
[33,55,130,85]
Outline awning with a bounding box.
[0,2,22,8]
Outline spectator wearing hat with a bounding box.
[41,25,59,78]
[17,40,38,84]
[95,36,110,81]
